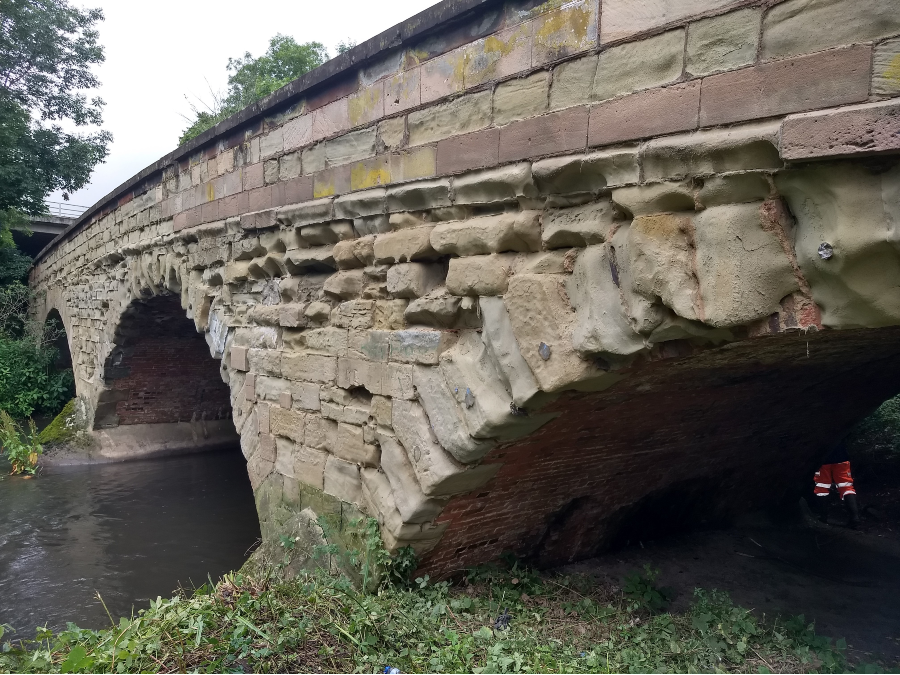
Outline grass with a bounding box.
[0,552,868,674]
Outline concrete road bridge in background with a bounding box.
[29,0,900,574]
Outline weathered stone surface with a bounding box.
[505,274,599,392]
[479,296,542,406]
[697,173,772,208]
[431,212,542,256]
[699,46,872,127]
[589,82,700,147]
[873,37,900,96]
[549,55,597,111]
[282,352,337,383]
[385,179,451,213]
[611,181,695,217]
[453,164,537,205]
[324,269,367,300]
[543,200,614,248]
[533,0,599,65]
[373,226,437,263]
[389,329,457,365]
[386,263,445,298]
[446,255,513,296]
[494,72,550,126]
[687,8,760,77]
[532,148,640,194]
[276,198,333,227]
[270,406,306,444]
[642,122,782,180]
[762,0,900,60]
[334,423,380,466]
[465,23,532,87]
[323,456,362,505]
[408,91,492,147]
[334,189,385,219]
[377,431,448,523]
[780,100,900,161]
[593,30,685,102]
[435,128,500,175]
[498,107,589,163]
[601,0,739,42]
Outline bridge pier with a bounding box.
[30,0,900,574]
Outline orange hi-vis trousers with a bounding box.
[814,461,856,500]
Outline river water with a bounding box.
[0,449,260,637]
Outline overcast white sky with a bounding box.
[51,0,436,210]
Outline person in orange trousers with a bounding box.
[813,438,860,529]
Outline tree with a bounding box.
[179,35,329,145]
[0,0,111,236]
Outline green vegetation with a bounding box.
[0,410,42,475]
[850,394,900,457]
[0,0,111,231]
[0,521,862,674]
[179,35,329,145]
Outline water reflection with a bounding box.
[0,448,260,636]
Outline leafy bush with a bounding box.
[0,338,74,419]
[850,394,900,456]
[0,410,42,474]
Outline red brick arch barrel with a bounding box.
[30,0,900,573]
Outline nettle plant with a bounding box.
[0,410,42,475]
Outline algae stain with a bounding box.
[206,182,216,202]
[313,180,335,199]
[536,4,591,48]
[349,87,382,127]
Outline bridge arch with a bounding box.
[27,0,900,574]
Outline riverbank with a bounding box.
[0,555,865,674]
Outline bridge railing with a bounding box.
[43,200,89,219]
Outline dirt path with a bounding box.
[562,507,900,665]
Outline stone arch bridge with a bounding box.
[30,0,900,573]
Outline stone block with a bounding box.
[248,348,281,376]
[354,235,377,264]
[334,188,385,219]
[260,128,283,159]
[498,107,589,163]
[312,97,350,142]
[873,37,900,96]
[377,431,448,523]
[452,163,536,205]
[302,143,326,174]
[384,69,421,116]
[305,414,338,451]
[420,48,467,104]
[408,90,493,147]
[291,326,349,355]
[270,406,306,444]
[386,179,451,213]
[282,113,313,152]
[348,82,384,128]
[533,0,599,66]
[494,72,549,126]
[435,128,500,175]
[281,352,337,383]
[549,54,597,111]
[350,156,391,191]
[391,400,494,496]
[378,117,406,150]
[285,246,336,272]
[601,0,737,42]
[373,226,437,264]
[264,160,279,185]
[384,362,415,399]
[387,263,445,298]
[687,8,760,77]
[298,221,354,247]
[333,423,380,466]
[324,269,367,300]
[593,29,685,102]
[279,151,302,181]
[696,172,772,207]
[284,176,313,204]
[532,147,640,194]
[333,239,364,269]
[331,300,377,330]
[762,0,900,60]
[641,121,782,180]
[693,202,800,327]
[291,442,328,489]
[276,198,333,227]
[370,395,392,426]
[699,46,872,127]
[404,291,468,329]
[432,212,541,256]
[313,165,351,199]
[349,329,391,361]
[389,329,457,365]
[611,181,695,216]
[479,296,542,406]
[446,255,513,296]
[231,345,249,371]
[543,200,614,248]
[588,82,700,147]
[780,100,900,161]
[323,456,362,505]
[390,147,437,182]
[465,23,532,88]
[505,274,599,391]
[325,127,377,167]
[336,357,386,395]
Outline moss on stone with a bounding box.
[37,399,78,446]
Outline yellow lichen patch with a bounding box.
[884,53,900,86]
[206,182,216,202]
[391,147,436,182]
[466,23,530,86]
[351,159,391,190]
[534,1,594,58]
[349,86,384,127]
[313,177,336,199]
